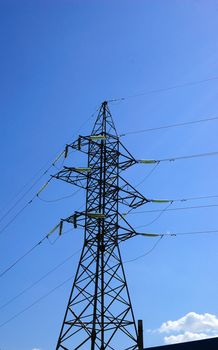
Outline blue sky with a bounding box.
[1,0,218,349]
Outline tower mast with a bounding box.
[55,102,148,349]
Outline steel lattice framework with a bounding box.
[54,102,149,350]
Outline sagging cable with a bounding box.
[0,178,53,236]
[0,221,61,278]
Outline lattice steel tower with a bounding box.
[54,101,149,350]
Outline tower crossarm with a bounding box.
[118,140,138,170]
[64,136,137,171]
[52,166,92,189]
[117,176,149,208]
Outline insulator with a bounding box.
[59,220,64,236]
[36,181,49,196]
[137,159,157,164]
[47,223,60,237]
[78,137,81,150]
[74,167,92,173]
[64,145,69,158]
[90,135,107,140]
[86,212,105,219]
[73,214,77,228]
[151,199,172,203]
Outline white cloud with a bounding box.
[32,348,40,350]
[157,312,218,345]
[164,331,211,344]
[159,312,218,333]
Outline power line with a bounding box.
[0,236,163,328]
[137,150,218,165]
[0,236,164,328]
[0,235,49,278]
[1,226,218,328]
[120,115,218,137]
[109,75,218,102]
[0,248,81,311]
[0,106,98,227]
[5,198,215,278]
[0,223,62,278]
[0,201,84,278]
[0,178,53,236]
[0,169,82,237]
[124,195,218,229]
[0,161,57,216]
[135,162,160,187]
[170,194,218,202]
[136,229,218,237]
[0,167,55,226]
[0,275,73,329]
[135,202,173,228]
[158,151,218,163]
[38,188,82,203]
[124,236,164,263]
[129,203,218,218]
[147,194,218,204]
[169,229,218,236]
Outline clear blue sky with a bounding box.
[1,1,218,349]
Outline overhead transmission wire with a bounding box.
[2,84,216,229]
[119,115,218,137]
[124,196,218,231]
[135,230,218,238]
[0,148,85,237]
[0,199,85,279]
[0,161,57,216]
[0,248,81,311]
[124,227,218,264]
[0,161,60,226]
[0,109,97,270]
[2,183,218,323]
[123,196,218,231]
[124,235,164,264]
[3,224,218,328]
[137,150,218,165]
[0,155,65,236]
[37,188,82,203]
[108,75,218,103]
[131,204,218,219]
[166,229,218,236]
[2,226,218,328]
[2,117,217,235]
[0,106,98,228]
[0,117,96,235]
[135,162,160,187]
[122,173,218,261]
[0,274,74,329]
[0,177,54,236]
[0,225,58,278]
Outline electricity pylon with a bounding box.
[54,101,149,350]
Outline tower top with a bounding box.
[91,101,118,137]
